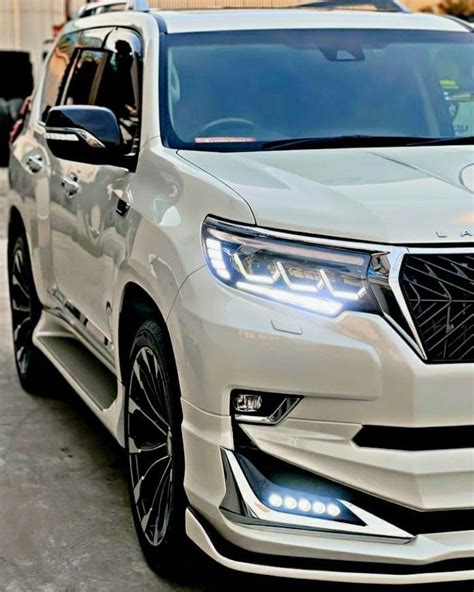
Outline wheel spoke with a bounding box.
[128,437,167,455]
[16,345,29,374]
[13,251,30,293]
[11,274,30,303]
[153,472,172,545]
[132,356,170,433]
[11,299,31,315]
[129,397,168,438]
[140,458,172,534]
[13,316,32,343]
[132,452,170,503]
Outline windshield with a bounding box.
[161,29,474,152]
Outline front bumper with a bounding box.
[186,509,473,584]
[168,266,474,582]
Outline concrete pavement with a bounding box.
[0,170,466,592]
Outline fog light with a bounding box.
[327,503,341,518]
[230,451,365,527]
[284,496,298,510]
[298,498,312,512]
[233,394,263,413]
[221,449,414,542]
[231,391,302,425]
[268,493,283,508]
[313,501,326,515]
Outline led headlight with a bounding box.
[203,217,378,317]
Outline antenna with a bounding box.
[126,0,150,12]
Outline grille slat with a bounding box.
[401,254,474,363]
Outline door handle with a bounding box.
[61,174,80,199]
[25,154,44,174]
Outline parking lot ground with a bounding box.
[0,170,470,592]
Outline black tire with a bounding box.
[125,319,188,574]
[8,230,51,394]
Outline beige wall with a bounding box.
[146,0,442,9]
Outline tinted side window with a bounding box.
[40,33,77,122]
[95,29,143,154]
[59,30,143,155]
[77,27,113,49]
[63,49,106,106]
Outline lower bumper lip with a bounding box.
[185,508,474,585]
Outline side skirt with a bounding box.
[33,309,125,444]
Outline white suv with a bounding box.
[7,0,474,585]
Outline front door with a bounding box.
[55,28,143,342]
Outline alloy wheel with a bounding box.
[10,239,34,376]
[127,346,174,547]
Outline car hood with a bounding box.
[179,146,474,245]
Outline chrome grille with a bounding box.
[400,253,474,363]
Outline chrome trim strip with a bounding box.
[221,449,414,544]
[234,396,302,425]
[385,247,427,359]
[46,126,106,148]
[48,289,115,373]
[207,217,474,255]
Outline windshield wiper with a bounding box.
[262,135,473,151]
[407,136,474,146]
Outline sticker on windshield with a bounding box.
[195,137,257,143]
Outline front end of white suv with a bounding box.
[166,211,473,584]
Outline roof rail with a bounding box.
[76,1,127,19]
[125,0,150,11]
[297,0,409,12]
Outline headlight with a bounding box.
[202,217,378,317]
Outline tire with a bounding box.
[8,230,51,394]
[125,319,188,574]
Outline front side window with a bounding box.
[98,29,142,155]
[61,29,142,155]
[40,32,77,122]
[161,29,474,151]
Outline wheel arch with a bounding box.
[7,206,27,254]
[117,281,176,387]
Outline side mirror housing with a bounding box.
[45,105,125,167]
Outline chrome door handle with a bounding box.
[25,154,44,173]
[61,174,80,198]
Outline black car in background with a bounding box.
[0,51,33,166]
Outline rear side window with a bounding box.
[40,33,77,122]
[60,28,143,155]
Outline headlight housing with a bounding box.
[203,217,378,317]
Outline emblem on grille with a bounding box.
[436,230,473,238]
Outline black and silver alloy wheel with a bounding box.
[8,231,50,394]
[10,236,34,377]
[125,320,186,572]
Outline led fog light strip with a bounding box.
[222,449,413,543]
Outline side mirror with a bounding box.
[45,105,125,167]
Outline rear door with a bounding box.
[10,31,78,301]
[54,27,143,343]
